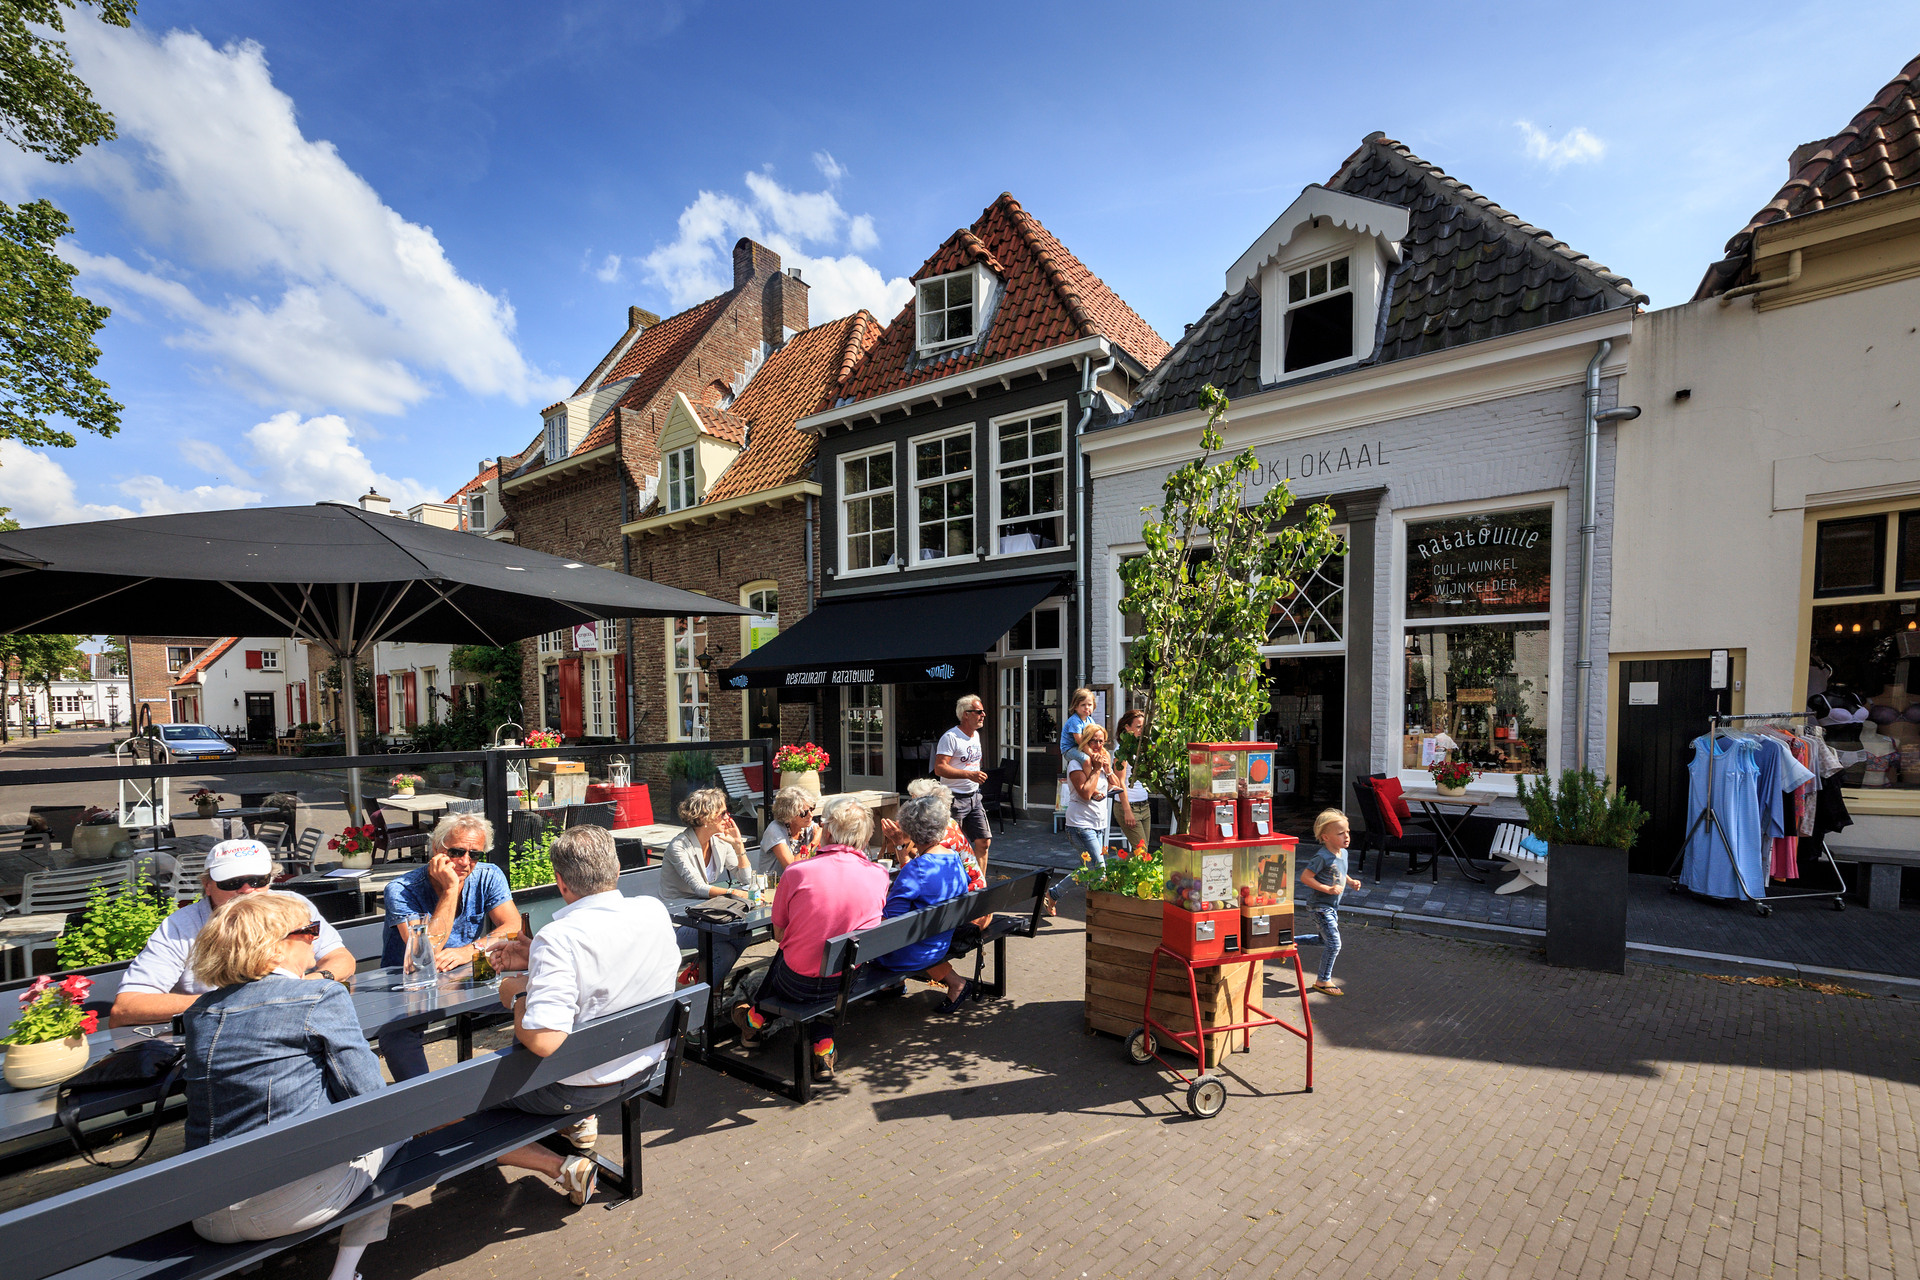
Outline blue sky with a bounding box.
[2,1,1916,526]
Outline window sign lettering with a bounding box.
[1405,507,1553,619]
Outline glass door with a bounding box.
[842,685,892,791]
[1026,659,1063,812]
[997,659,1025,808]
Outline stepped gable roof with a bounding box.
[832,193,1169,405]
[1696,54,1920,299]
[170,638,236,686]
[445,465,495,504]
[1125,133,1645,423]
[706,311,881,503]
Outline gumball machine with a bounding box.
[1237,838,1296,946]
[1159,834,1249,962]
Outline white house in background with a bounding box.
[169,636,458,743]
[8,654,132,730]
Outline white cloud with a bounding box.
[26,24,569,415]
[812,151,846,184]
[641,167,912,325]
[0,441,265,524]
[1516,120,1607,169]
[593,253,623,283]
[242,411,438,508]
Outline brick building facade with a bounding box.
[126,636,218,726]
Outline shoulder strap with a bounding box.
[57,1055,186,1170]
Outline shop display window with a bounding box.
[1402,623,1549,777]
[1809,599,1920,790]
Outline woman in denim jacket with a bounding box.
[183,894,395,1280]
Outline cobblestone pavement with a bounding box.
[228,888,1920,1280]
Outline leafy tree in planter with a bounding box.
[1117,385,1343,833]
[56,871,175,968]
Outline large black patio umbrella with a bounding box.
[0,502,752,811]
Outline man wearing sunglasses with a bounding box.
[111,839,352,1028]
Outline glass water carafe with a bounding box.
[401,914,437,989]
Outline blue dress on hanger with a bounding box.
[1681,734,1763,899]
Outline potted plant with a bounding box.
[389,773,424,798]
[55,873,175,970]
[1516,769,1650,974]
[525,728,561,766]
[1428,758,1477,798]
[3,974,97,1088]
[666,749,719,811]
[327,822,377,871]
[187,787,220,818]
[773,742,829,797]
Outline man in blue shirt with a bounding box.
[379,813,520,1078]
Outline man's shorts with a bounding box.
[951,791,992,842]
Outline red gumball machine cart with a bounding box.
[1133,821,1312,1118]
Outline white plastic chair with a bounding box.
[16,861,138,915]
[1490,822,1548,895]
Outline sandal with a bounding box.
[1044,892,1059,917]
[731,1003,765,1049]
[937,978,977,1014]
[1310,982,1344,996]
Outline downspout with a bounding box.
[1576,341,1610,773]
[618,413,637,742]
[1075,350,1116,693]
[804,490,817,744]
[1718,248,1801,306]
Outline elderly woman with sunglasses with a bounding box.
[183,893,396,1280]
[377,813,522,1079]
[111,838,354,1029]
[756,785,821,874]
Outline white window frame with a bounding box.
[167,646,192,673]
[666,445,696,512]
[1262,523,1348,657]
[1280,252,1356,376]
[740,581,778,732]
[915,265,993,355]
[839,443,897,578]
[536,629,566,657]
[258,649,281,671]
[990,599,1068,659]
[668,615,709,742]
[910,425,976,566]
[466,491,487,533]
[543,413,568,464]
[1389,491,1564,797]
[990,403,1068,558]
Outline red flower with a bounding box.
[361,824,374,836]
[59,975,91,1001]
[327,838,339,850]
[1114,850,1129,861]
[79,1011,98,1035]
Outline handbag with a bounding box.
[55,1038,186,1168]
[685,897,751,924]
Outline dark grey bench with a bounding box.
[1826,845,1920,912]
[749,870,1049,1102]
[0,985,706,1280]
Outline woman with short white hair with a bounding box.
[757,785,820,873]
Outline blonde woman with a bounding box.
[661,787,752,980]
[757,785,820,873]
[183,894,395,1280]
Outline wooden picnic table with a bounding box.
[376,793,450,831]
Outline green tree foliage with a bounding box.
[0,1,133,462]
[411,645,523,751]
[56,870,175,968]
[1116,385,1343,833]
[0,631,82,740]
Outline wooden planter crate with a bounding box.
[1084,890,1247,1061]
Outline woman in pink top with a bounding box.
[733,798,888,1079]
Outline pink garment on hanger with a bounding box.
[1770,835,1799,880]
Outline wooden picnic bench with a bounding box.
[0,985,705,1280]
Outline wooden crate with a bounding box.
[1084,891,1248,1061]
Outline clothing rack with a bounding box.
[1670,711,1848,916]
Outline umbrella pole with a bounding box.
[339,647,363,822]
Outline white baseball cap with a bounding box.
[205,838,274,882]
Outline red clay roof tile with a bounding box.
[445,465,496,505]
[171,638,237,687]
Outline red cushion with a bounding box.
[1361,778,1402,839]
[1375,776,1413,825]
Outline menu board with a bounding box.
[1258,857,1289,895]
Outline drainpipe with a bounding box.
[1574,341,1610,775]
[1075,351,1116,690]
[1718,248,1801,306]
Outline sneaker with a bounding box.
[1310,981,1344,996]
[811,1043,836,1079]
[556,1154,598,1205]
[561,1114,598,1150]
[731,1002,765,1049]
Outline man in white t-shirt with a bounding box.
[934,694,993,866]
[110,839,352,1027]
[492,825,678,1205]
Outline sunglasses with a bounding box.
[214,875,273,892]
[443,845,485,859]
[285,922,323,940]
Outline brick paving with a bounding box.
[213,888,1919,1280]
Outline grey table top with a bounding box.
[0,1025,172,1144]
[671,902,775,941]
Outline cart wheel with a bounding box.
[1832,897,1846,912]
[1125,1029,1156,1065]
[1187,1076,1227,1119]
[1756,903,1773,917]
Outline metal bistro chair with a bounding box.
[169,850,213,904]
[977,762,1016,835]
[371,810,431,863]
[17,860,139,916]
[1351,778,1440,884]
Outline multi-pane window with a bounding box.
[995,410,1064,553]
[917,270,975,350]
[544,414,568,463]
[537,630,566,655]
[587,655,617,738]
[259,650,280,670]
[666,446,696,512]
[671,616,709,740]
[466,492,487,533]
[915,430,974,561]
[1284,254,1354,372]
[1267,532,1347,649]
[52,696,82,713]
[842,447,895,571]
[166,646,194,672]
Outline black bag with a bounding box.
[55,1038,186,1168]
[685,898,751,924]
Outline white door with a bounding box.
[996,658,1026,808]
[841,685,893,791]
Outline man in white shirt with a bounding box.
[934,693,993,866]
[110,839,353,1027]
[492,825,678,1205]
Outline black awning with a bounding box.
[723,576,1065,690]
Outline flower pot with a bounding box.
[338,845,373,872]
[3,1034,90,1089]
[1545,843,1628,973]
[395,786,415,798]
[194,801,219,818]
[1434,783,1468,798]
[780,769,822,797]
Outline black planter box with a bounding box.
[1545,843,1628,973]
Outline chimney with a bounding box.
[628,305,659,331]
[732,237,780,290]
[478,459,490,476]
[766,266,811,346]
[358,488,390,516]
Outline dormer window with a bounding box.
[666,445,696,512]
[1284,255,1353,372]
[543,412,568,463]
[916,265,997,354]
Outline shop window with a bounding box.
[670,616,709,740]
[994,409,1064,553]
[842,446,895,571]
[914,428,974,561]
[1896,511,1920,593]
[1813,515,1886,597]
[1283,254,1353,373]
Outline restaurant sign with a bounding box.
[726,658,976,690]
[1405,506,1552,619]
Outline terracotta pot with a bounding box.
[780,769,822,797]
[3,1034,90,1089]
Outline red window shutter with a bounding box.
[402,672,418,726]
[376,675,391,733]
[298,682,308,724]
[245,650,262,670]
[614,656,628,739]
[285,685,294,722]
[558,658,583,739]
